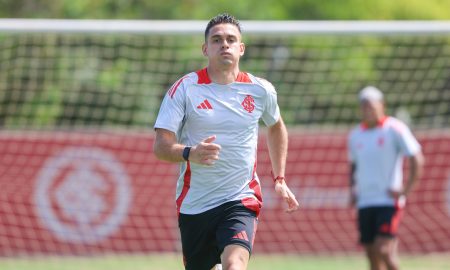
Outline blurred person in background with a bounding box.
[153,13,299,270]
[347,86,424,270]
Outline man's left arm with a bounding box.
[266,117,299,212]
[404,152,425,196]
[390,123,425,199]
[390,151,425,199]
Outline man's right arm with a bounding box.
[349,162,357,207]
[153,128,221,165]
[153,128,185,163]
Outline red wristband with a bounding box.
[271,171,285,183]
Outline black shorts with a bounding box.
[178,200,258,270]
[358,206,403,244]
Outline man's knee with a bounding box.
[374,237,396,258]
[221,245,250,270]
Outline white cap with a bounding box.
[359,86,383,102]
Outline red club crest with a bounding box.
[378,137,385,146]
[241,95,255,113]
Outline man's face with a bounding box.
[360,99,385,123]
[202,23,245,66]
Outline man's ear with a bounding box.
[202,43,208,56]
[240,43,245,56]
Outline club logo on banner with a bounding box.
[34,147,131,244]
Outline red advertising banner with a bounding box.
[0,130,449,255]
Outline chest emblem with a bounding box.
[378,136,384,147]
[241,95,255,113]
[196,99,213,110]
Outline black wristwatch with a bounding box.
[182,146,191,161]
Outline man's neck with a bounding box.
[363,115,387,129]
[365,121,378,128]
[207,65,240,85]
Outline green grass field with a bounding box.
[1,253,449,270]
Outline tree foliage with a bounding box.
[0,0,449,129]
[0,0,449,20]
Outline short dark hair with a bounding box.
[204,13,241,40]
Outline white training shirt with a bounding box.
[154,68,280,215]
[348,116,421,209]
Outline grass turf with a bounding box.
[1,253,449,270]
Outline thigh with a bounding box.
[375,206,403,238]
[358,207,377,244]
[178,211,221,270]
[216,202,258,255]
[374,235,397,252]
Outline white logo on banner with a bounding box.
[34,147,131,244]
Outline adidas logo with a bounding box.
[232,230,249,241]
[197,99,213,110]
[380,223,390,233]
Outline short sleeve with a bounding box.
[261,81,280,126]
[393,121,421,156]
[153,78,187,134]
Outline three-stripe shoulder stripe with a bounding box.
[168,75,188,98]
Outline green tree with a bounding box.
[0,0,449,20]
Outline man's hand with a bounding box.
[388,189,406,200]
[349,192,357,208]
[274,180,299,213]
[190,135,222,166]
